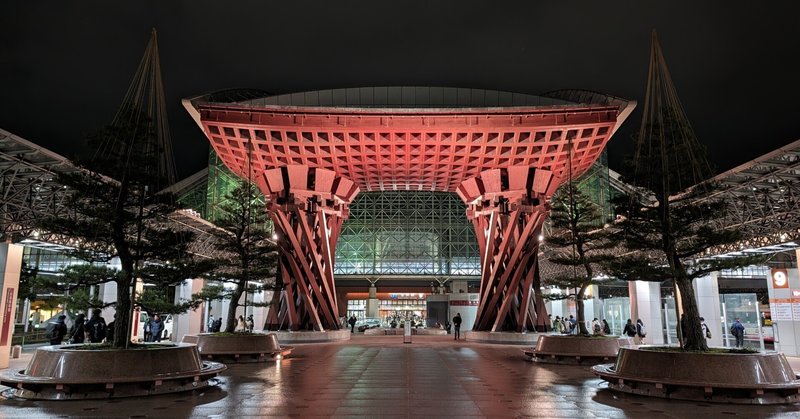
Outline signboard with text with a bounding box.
[0,288,14,346]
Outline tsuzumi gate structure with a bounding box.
[184,87,635,333]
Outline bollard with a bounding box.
[403,322,412,344]
[11,345,22,359]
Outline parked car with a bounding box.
[356,318,382,332]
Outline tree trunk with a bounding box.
[675,277,708,351]
[225,280,245,333]
[576,284,590,335]
[114,276,131,348]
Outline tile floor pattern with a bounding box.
[0,335,798,418]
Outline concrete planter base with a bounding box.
[464,331,539,345]
[592,347,800,404]
[525,334,632,364]
[268,329,351,343]
[181,333,293,363]
[0,343,225,400]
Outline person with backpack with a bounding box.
[46,314,68,345]
[85,309,107,343]
[635,319,647,344]
[700,317,711,342]
[147,314,165,342]
[591,318,602,335]
[623,318,636,340]
[68,313,86,344]
[730,317,745,348]
[246,315,254,332]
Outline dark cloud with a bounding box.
[2,1,799,178]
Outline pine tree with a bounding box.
[204,182,279,333]
[609,31,763,351]
[37,116,213,347]
[546,181,614,335]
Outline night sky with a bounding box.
[2,1,799,179]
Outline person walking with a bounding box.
[700,317,711,342]
[69,313,86,344]
[148,314,165,342]
[602,319,611,335]
[730,317,745,348]
[635,319,647,344]
[85,309,107,343]
[246,314,254,332]
[207,314,215,333]
[452,312,463,341]
[348,315,357,333]
[568,315,577,335]
[623,319,636,340]
[236,315,246,332]
[46,314,68,345]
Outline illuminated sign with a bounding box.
[772,269,789,289]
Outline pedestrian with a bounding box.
[635,319,647,344]
[69,313,86,344]
[348,315,357,333]
[46,314,68,345]
[560,317,568,334]
[700,317,711,341]
[730,317,745,348]
[143,315,152,342]
[148,314,165,342]
[85,309,107,343]
[602,319,611,335]
[568,315,577,335]
[207,314,215,333]
[452,312,463,341]
[106,318,115,343]
[246,314,254,332]
[623,318,636,340]
[236,315,246,332]
[552,315,563,334]
[212,316,222,332]
[591,318,602,335]
[681,313,689,346]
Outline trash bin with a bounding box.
[11,345,22,359]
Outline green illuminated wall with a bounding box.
[334,191,480,276]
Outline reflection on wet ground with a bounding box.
[0,335,798,418]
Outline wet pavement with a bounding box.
[0,335,798,418]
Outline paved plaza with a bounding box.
[0,335,798,418]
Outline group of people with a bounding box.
[46,309,111,345]
[207,314,255,333]
[623,318,648,344]
[551,315,612,336]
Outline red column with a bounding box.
[456,167,559,332]
[260,165,359,331]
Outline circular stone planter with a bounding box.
[0,343,226,400]
[592,347,800,404]
[268,329,351,343]
[465,331,539,345]
[525,334,632,364]
[182,332,293,363]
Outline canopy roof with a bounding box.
[185,87,635,193]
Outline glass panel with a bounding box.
[720,293,763,350]
[602,297,629,336]
[662,296,678,345]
